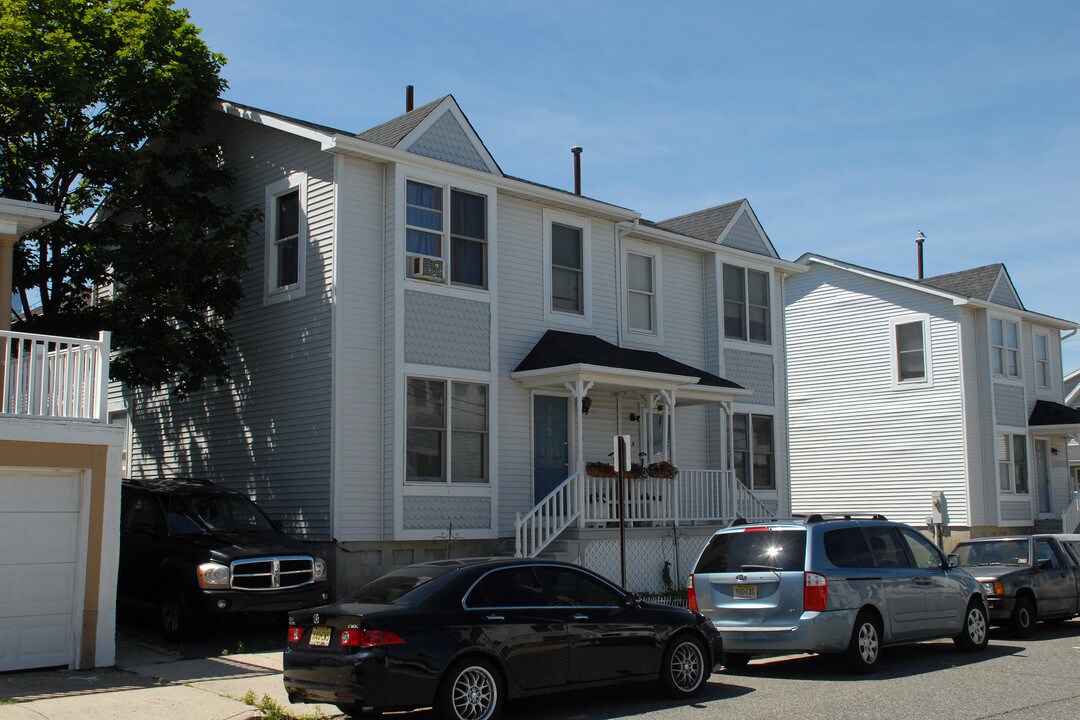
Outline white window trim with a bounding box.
[621,240,663,345]
[995,429,1031,497]
[732,411,776,492]
[989,315,1022,381]
[722,262,773,346]
[264,172,307,305]
[401,168,495,294]
[404,373,492,487]
[890,314,933,389]
[543,208,592,327]
[1034,331,1051,390]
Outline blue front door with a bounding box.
[533,395,569,504]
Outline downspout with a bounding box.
[614,219,639,342]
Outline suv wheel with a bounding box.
[1007,596,1035,638]
[659,634,709,698]
[953,598,989,652]
[160,584,201,642]
[844,611,882,673]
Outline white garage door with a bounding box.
[0,469,82,672]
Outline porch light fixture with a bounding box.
[581,396,592,415]
[629,413,640,422]
[1051,447,1060,455]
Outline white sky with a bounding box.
[177,0,1080,372]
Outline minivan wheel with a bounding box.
[843,611,882,673]
[1007,596,1035,638]
[659,635,709,698]
[954,599,989,652]
[160,584,200,642]
[436,657,503,720]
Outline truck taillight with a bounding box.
[804,572,828,612]
[687,575,698,612]
[340,629,406,648]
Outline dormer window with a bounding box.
[406,179,487,289]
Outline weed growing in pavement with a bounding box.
[239,690,332,720]
[0,699,14,706]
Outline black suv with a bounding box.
[118,478,331,640]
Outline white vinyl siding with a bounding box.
[785,262,968,525]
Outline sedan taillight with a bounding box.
[286,627,304,643]
[339,629,406,648]
[804,572,828,612]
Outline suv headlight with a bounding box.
[313,558,327,582]
[198,562,231,589]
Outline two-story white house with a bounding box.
[115,93,803,591]
[785,254,1080,542]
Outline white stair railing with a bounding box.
[515,469,582,558]
[677,469,776,524]
[1062,490,1080,534]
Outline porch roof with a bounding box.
[1029,400,1080,434]
[510,330,749,402]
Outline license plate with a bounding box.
[734,584,758,599]
[309,626,332,647]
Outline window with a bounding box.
[265,173,307,302]
[991,318,1020,377]
[406,378,488,483]
[544,210,591,324]
[997,433,1029,494]
[534,566,623,607]
[466,567,546,608]
[733,413,775,490]
[1034,540,1061,570]
[627,252,656,333]
[899,527,945,570]
[863,526,910,568]
[723,264,770,342]
[1035,333,1049,388]
[405,180,487,288]
[551,223,583,313]
[824,528,875,568]
[895,320,926,382]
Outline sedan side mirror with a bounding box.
[947,554,960,569]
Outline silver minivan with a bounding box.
[688,515,989,672]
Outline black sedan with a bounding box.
[283,558,721,719]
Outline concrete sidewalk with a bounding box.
[0,634,342,720]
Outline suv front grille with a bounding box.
[230,556,315,591]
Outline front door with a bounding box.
[533,395,569,504]
[1035,439,1052,514]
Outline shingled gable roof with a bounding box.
[918,264,1022,307]
[649,200,745,242]
[514,330,742,390]
[355,96,447,147]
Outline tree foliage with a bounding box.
[0,0,256,396]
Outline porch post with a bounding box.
[660,389,676,465]
[565,379,593,529]
[721,401,734,522]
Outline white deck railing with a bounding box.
[1062,490,1080,534]
[1,329,110,422]
[515,467,776,557]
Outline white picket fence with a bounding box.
[1,329,110,422]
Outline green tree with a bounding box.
[0,0,256,396]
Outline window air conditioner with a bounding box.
[410,255,445,281]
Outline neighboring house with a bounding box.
[114,93,803,591]
[1,198,125,671]
[785,254,1080,542]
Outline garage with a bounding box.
[0,469,84,672]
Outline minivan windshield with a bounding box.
[696,529,807,573]
[954,539,1029,566]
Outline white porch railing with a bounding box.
[1,329,110,422]
[516,467,776,557]
[1063,490,1080,534]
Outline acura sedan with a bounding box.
[283,558,721,719]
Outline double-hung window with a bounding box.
[732,413,775,491]
[1035,333,1049,388]
[544,210,591,324]
[991,318,1020,377]
[894,318,928,383]
[265,173,307,303]
[626,251,658,334]
[723,264,770,342]
[406,377,489,483]
[997,433,1029,494]
[405,180,487,288]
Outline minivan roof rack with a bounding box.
[798,513,888,523]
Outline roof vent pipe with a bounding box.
[916,230,926,279]
[406,85,414,113]
[571,146,583,195]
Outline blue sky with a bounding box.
[178,0,1080,372]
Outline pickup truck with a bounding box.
[951,534,1080,637]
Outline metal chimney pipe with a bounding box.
[916,230,926,279]
[406,85,414,112]
[571,146,583,195]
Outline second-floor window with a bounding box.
[406,180,487,288]
[733,413,775,491]
[1035,333,1049,388]
[551,223,584,313]
[627,252,656,334]
[997,433,1028,494]
[406,377,489,483]
[723,264,770,343]
[991,318,1020,378]
[265,173,307,303]
[895,319,926,382]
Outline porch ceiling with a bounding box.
[510,330,750,403]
